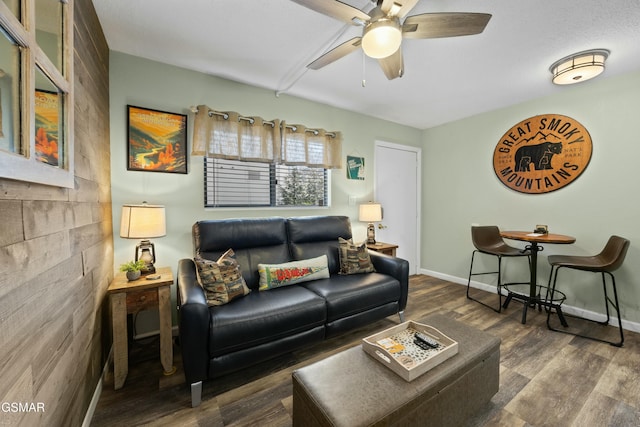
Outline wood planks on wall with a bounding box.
[0,0,111,425]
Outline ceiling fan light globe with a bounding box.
[362,18,402,59]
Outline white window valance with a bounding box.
[191,105,342,169]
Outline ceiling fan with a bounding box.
[291,0,491,80]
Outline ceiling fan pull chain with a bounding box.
[362,51,366,87]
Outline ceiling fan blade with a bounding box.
[308,37,362,70]
[291,0,370,25]
[378,48,404,80]
[380,0,419,18]
[402,13,492,39]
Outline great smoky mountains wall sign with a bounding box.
[493,114,592,194]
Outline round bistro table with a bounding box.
[500,231,576,324]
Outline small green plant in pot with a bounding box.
[119,259,146,281]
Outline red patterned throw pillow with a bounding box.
[258,255,330,291]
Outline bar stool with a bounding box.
[546,235,630,347]
[467,226,531,313]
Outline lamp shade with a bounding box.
[120,203,166,239]
[359,203,382,222]
[550,49,609,85]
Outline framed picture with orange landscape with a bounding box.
[127,105,188,174]
[35,90,61,167]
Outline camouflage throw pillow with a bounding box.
[338,237,376,275]
[195,249,250,306]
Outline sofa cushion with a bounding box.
[287,216,352,274]
[208,286,327,357]
[338,238,376,274]
[193,218,290,290]
[258,255,330,291]
[194,249,251,306]
[302,273,400,322]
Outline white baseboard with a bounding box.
[418,268,640,334]
[82,347,113,427]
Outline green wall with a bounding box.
[109,52,422,326]
[110,50,640,330]
[421,70,640,326]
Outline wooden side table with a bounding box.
[108,266,175,390]
[366,242,398,257]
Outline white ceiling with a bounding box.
[91,0,640,129]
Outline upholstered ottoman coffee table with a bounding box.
[292,313,500,427]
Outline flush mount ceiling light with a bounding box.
[550,49,610,85]
[361,17,402,59]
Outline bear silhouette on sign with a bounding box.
[514,141,562,172]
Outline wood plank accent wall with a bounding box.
[0,1,111,425]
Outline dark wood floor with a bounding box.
[91,275,640,426]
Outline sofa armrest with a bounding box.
[369,251,410,311]
[177,258,210,385]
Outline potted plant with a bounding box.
[119,259,146,281]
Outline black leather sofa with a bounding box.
[177,215,409,406]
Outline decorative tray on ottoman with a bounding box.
[362,320,459,382]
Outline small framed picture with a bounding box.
[35,89,60,167]
[127,105,187,174]
[534,224,548,234]
[347,155,365,180]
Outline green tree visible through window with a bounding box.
[205,158,328,207]
[277,167,325,206]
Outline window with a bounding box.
[205,158,329,208]
[194,105,341,208]
[0,0,74,188]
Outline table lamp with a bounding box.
[359,202,382,244]
[120,202,166,274]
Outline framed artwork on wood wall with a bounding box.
[127,105,188,174]
[35,90,60,167]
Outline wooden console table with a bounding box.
[366,242,398,257]
[108,266,175,390]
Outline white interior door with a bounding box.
[374,141,420,274]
